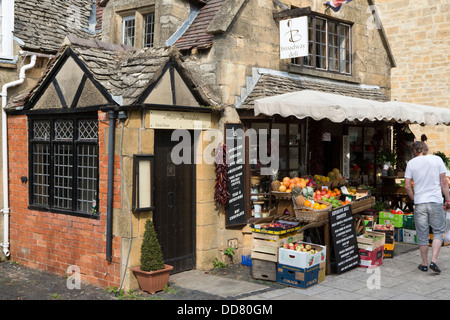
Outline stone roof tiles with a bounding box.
[240,72,389,108]
[14,0,95,53]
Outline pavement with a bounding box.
[1,242,450,301]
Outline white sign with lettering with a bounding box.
[279,16,308,59]
[149,110,211,130]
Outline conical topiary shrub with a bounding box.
[132,219,173,294]
[140,219,165,272]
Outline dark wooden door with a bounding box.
[153,130,195,274]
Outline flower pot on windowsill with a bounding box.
[132,264,173,294]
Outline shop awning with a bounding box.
[254,90,450,126]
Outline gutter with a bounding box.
[0,55,37,257]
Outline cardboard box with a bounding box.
[318,261,326,283]
[384,242,395,258]
[403,229,418,244]
[379,211,404,228]
[278,242,326,269]
[276,263,319,289]
[394,228,403,242]
[359,245,384,268]
[357,231,385,251]
[403,214,415,230]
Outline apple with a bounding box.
[298,244,304,249]
[295,245,302,252]
[283,243,290,249]
[301,248,308,252]
[309,250,315,254]
[321,190,327,196]
[305,244,311,250]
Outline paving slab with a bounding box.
[170,270,271,298]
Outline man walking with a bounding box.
[404,141,450,273]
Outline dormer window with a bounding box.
[292,15,352,75]
[118,7,155,48]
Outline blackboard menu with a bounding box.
[225,123,246,227]
[329,205,360,273]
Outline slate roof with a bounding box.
[6,35,220,110]
[240,71,389,108]
[175,0,225,51]
[14,0,95,53]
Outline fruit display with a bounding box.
[251,220,301,233]
[282,242,317,254]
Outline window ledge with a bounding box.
[289,64,361,84]
[0,56,18,69]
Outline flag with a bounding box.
[326,0,353,12]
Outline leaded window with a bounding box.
[29,116,99,218]
[292,15,352,75]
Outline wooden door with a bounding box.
[153,130,195,274]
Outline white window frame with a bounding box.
[0,0,14,60]
[122,15,136,47]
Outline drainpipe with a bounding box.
[0,54,37,257]
[106,110,116,262]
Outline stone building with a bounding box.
[6,0,444,292]
[376,0,450,156]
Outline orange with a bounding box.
[304,200,312,207]
[299,180,306,188]
[282,177,291,188]
[313,203,320,209]
[289,183,296,190]
[320,204,327,209]
[279,185,287,192]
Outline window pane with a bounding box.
[33,144,50,206]
[339,25,351,73]
[315,18,327,69]
[77,145,98,213]
[55,120,73,140]
[272,123,286,146]
[143,13,155,48]
[328,21,338,71]
[78,120,98,140]
[122,16,135,46]
[33,120,50,140]
[54,145,73,209]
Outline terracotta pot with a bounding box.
[132,264,173,294]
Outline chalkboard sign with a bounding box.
[329,205,360,274]
[225,123,246,227]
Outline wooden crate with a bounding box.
[357,231,385,251]
[251,231,303,262]
[350,196,375,214]
[251,259,277,282]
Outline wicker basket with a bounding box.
[271,191,292,200]
[293,200,332,223]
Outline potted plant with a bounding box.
[132,219,173,294]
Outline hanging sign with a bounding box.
[329,204,360,273]
[279,16,309,59]
[225,123,247,227]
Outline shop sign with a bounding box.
[329,205,360,274]
[225,123,247,227]
[149,110,211,130]
[279,16,308,59]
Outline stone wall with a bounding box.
[375,0,450,156]
[183,0,393,107]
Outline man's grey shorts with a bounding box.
[414,203,446,246]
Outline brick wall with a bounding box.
[7,112,122,289]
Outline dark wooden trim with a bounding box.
[52,78,68,108]
[71,74,88,108]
